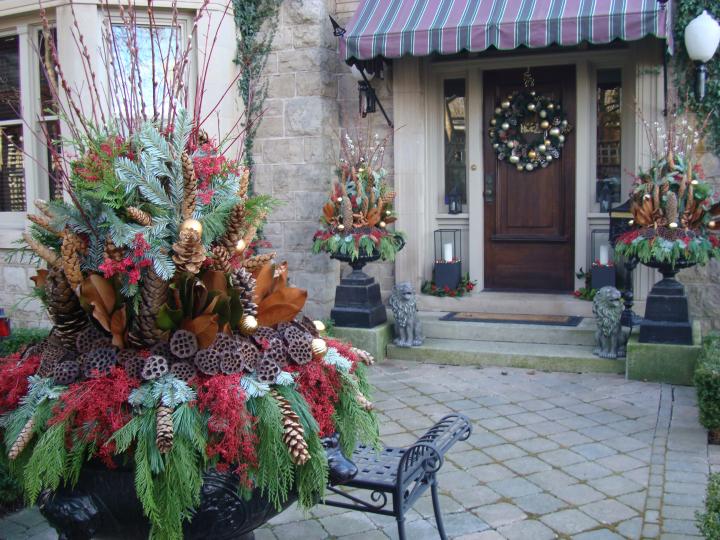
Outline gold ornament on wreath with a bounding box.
[488,70,572,172]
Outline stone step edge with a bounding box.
[386,340,624,374]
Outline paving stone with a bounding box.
[503,456,552,475]
[527,469,577,491]
[572,530,625,539]
[538,448,585,467]
[457,531,505,540]
[472,502,527,528]
[515,437,560,453]
[440,512,490,537]
[661,505,703,520]
[616,516,643,538]
[554,484,605,505]
[540,509,599,535]
[272,519,327,540]
[514,492,568,515]
[642,523,661,537]
[588,475,644,497]
[383,518,439,540]
[319,511,376,536]
[470,463,516,482]
[487,477,543,498]
[564,461,614,481]
[548,431,594,447]
[450,486,502,508]
[571,442,617,460]
[497,518,556,540]
[662,518,701,535]
[579,500,637,524]
[484,443,526,461]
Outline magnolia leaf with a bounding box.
[202,291,221,316]
[110,306,127,348]
[323,202,335,221]
[89,274,116,313]
[253,263,274,303]
[201,270,228,294]
[272,262,289,293]
[80,276,112,331]
[257,303,303,327]
[367,208,381,227]
[384,216,397,224]
[157,304,183,331]
[182,313,219,349]
[258,286,307,314]
[30,269,48,289]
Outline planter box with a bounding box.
[591,266,615,290]
[434,261,461,290]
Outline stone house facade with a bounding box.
[0,0,718,330]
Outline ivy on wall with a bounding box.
[673,2,720,152]
[233,0,284,190]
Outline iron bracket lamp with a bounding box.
[684,10,720,101]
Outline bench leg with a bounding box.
[396,514,407,540]
[431,480,447,540]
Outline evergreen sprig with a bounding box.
[332,371,380,457]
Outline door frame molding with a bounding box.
[394,41,657,295]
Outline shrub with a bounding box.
[694,334,720,433]
[0,445,22,514]
[698,473,720,540]
[0,327,50,357]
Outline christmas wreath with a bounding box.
[313,132,405,261]
[1,9,379,539]
[614,113,720,268]
[488,85,571,172]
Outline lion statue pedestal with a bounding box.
[388,282,423,348]
[592,286,628,359]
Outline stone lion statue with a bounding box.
[388,282,423,347]
[592,286,628,359]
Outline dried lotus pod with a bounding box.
[53,360,80,385]
[170,361,197,383]
[42,345,70,366]
[194,348,221,375]
[255,354,281,383]
[150,341,174,360]
[22,342,45,361]
[37,356,58,378]
[170,330,198,359]
[91,337,113,349]
[252,326,281,347]
[262,338,288,367]
[82,347,118,378]
[282,325,313,365]
[75,326,105,354]
[236,337,261,368]
[210,333,235,357]
[298,316,320,338]
[118,348,138,367]
[124,356,145,379]
[142,355,169,380]
[220,353,245,374]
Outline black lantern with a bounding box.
[358,80,377,116]
[446,188,462,215]
[609,200,642,327]
[433,229,462,290]
[590,229,615,290]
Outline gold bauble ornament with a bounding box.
[540,120,550,129]
[525,163,534,171]
[527,103,536,111]
[494,107,501,114]
[691,179,699,186]
[516,164,524,171]
[501,122,510,130]
[239,315,258,335]
[549,127,560,136]
[544,139,551,146]
[490,118,497,126]
[509,155,520,164]
[181,218,203,235]
[379,221,387,228]
[628,219,634,226]
[311,338,328,360]
[558,135,565,143]
[539,110,547,118]
[235,239,247,254]
[337,224,345,232]
[528,150,537,159]
[547,103,555,110]
[538,144,547,153]
[546,155,553,162]
[385,210,392,216]
[313,320,326,333]
[669,222,678,229]
[501,100,510,109]
[337,196,343,203]
[506,141,515,148]
[709,220,716,229]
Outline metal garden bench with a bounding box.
[322,413,472,540]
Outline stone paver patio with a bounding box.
[2,359,718,539]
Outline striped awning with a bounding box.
[340,0,672,61]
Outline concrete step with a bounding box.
[416,291,597,317]
[417,312,597,346]
[387,338,624,374]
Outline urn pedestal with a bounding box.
[639,259,695,346]
[331,252,386,328]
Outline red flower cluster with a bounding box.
[49,367,139,467]
[197,374,258,485]
[288,361,341,437]
[99,234,153,284]
[617,229,642,244]
[710,235,720,248]
[0,353,41,414]
[72,136,131,183]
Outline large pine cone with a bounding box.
[128,268,169,347]
[181,151,197,221]
[232,268,258,316]
[172,229,206,274]
[60,231,85,290]
[219,203,246,250]
[45,268,88,350]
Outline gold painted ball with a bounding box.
[235,239,247,254]
[239,315,258,336]
[337,224,345,232]
[509,155,520,164]
[538,144,547,153]
[525,163,534,171]
[313,320,326,333]
[501,100,510,109]
[528,150,537,159]
[527,103,536,111]
[709,220,716,229]
[540,120,550,129]
[558,135,565,143]
[547,103,555,110]
[311,338,328,360]
[544,139,551,146]
[379,221,387,228]
[181,218,203,235]
[506,140,515,148]
[337,196,343,203]
[495,107,502,114]
[669,222,678,229]
[549,127,560,136]
[490,118,497,126]
[501,122,510,130]
[539,110,547,118]
[516,164,524,171]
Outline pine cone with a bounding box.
[232,268,258,316]
[665,191,678,225]
[210,245,231,273]
[61,231,85,290]
[23,232,60,267]
[242,253,275,274]
[356,391,374,411]
[350,347,375,365]
[27,214,60,236]
[242,225,258,247]
[127,206,152,226]
[271,389,310,466]
[8,416,34,460]
[219,203,246,250]
[34,199,54,218]
[181,151,197,221]
[128,268,169,347]
[155,405,174,454]
[342,197,354,230]
[238,167,250,199]
[104,237,125,262]
[46,267,88,349]
[172,229,206,274]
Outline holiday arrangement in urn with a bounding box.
[313,132,404,261]
[614,113,720,267]
[0,6,378,539]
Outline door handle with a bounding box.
[484,173,495,203]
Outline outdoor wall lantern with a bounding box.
[446,189,462,215]
[684,10,720,101]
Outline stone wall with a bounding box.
[0,259,50,329]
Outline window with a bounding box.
[0,35,25,212]
[443,78,467,207]
[596,69,622,212]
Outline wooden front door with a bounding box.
[483,65,575,292]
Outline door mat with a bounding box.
[440,312,583,327]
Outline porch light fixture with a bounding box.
[684,10,720,101]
